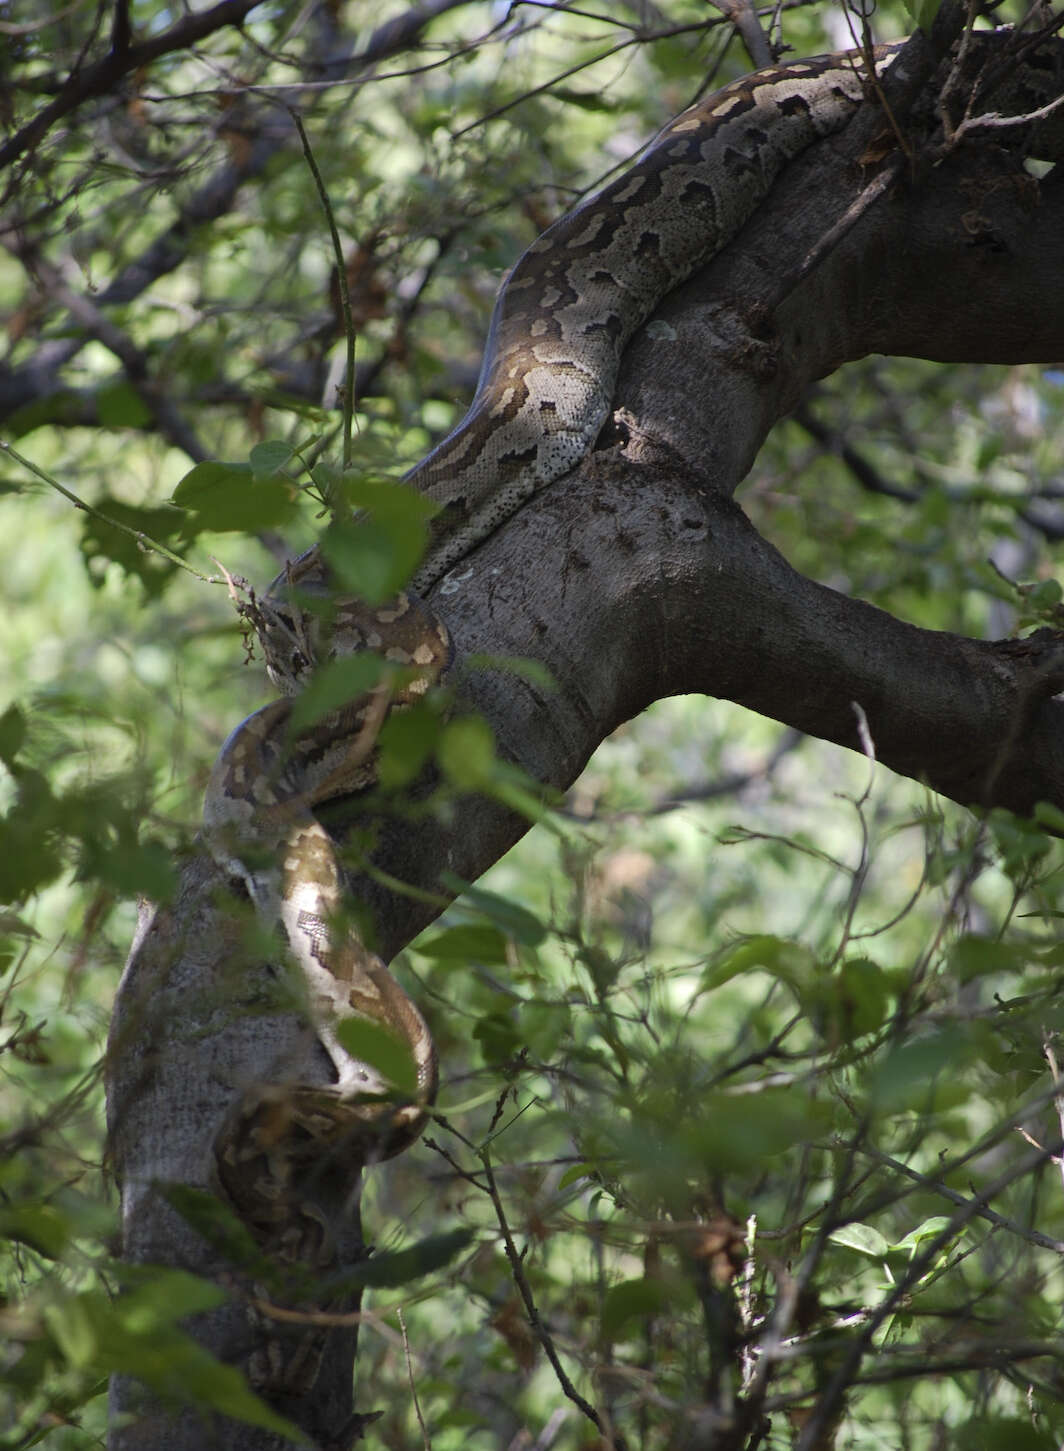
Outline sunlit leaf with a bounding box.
[830,1223,890,1258]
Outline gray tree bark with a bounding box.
[107,30,1064,1450]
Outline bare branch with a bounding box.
[0,0,266,174]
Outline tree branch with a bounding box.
[0,0,472,427]
[0,0,266,174]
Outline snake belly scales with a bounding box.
[204,44,905,1223]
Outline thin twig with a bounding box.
[794,1134,1064,1451]
[398,1306,432,1450]
[0,439,209,579]
[1037,1033,1064,1198]
[769,155,905,312]
[0,0,263,172]
[952,89,1064,140]
[0,241,208,461]
[856,1142,1064,1254]
[710,0,773,67]
[479,1141,624,1450]
[289,108,358,474]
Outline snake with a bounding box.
[204,587,448,1240]
[203,44,914,1244]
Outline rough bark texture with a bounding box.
[108,32,1064,1450]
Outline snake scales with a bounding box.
[203,44,911,1245]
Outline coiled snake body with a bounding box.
[204,45,907,1230]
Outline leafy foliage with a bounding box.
[2,0,1064,1448]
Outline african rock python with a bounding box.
[204,44,912,1237]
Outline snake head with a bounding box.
[233,551,332,695]
[246,594,319,696]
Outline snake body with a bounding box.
[404,43,906,588]
[205,46,908,1229]
[205,591,448,1233]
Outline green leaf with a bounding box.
[0,911,39,939]
[340,1229,474,1290]
[171,460,297,532]
[682,1088,830,1173]
[438,877,548,947]
[838,957,888,1035]
[416,923,509,965]
[320,480,438,603]
[158,1185,266,1271]
[92,836,177,900]
[892,1216,954,1254]
[249,438,298,478]
[1025,579,1062,612]
[0,1201,73,1258]
[341,473,440,528]
[869,1029,974,1114]
[466,652,557,692]
[601,1277,677,1338]
[702,935,817,995]
[79,497,187,596]
[949,934,1023,983]
[580,943,620,995]
[376,697,445,789]
[811,957,889,1042]
[520,999,571,1058]
[437,716,497,790]
[987,808,1052,881]
[334,1016,419,1094]
[473,1009,522,1063]
[548,87,626,113]
[41,1276,308,1446]
[44,1295,97,1369]
[829,1223,890,1258]
[953,1417,1056,1451]
[0,703,26,766]
[1033,800,1064,836]
[96,381,153,429]
[115,1267,228,1327]
[0,769,66,899]
[558,1163,593,1191]
[901,0,943,33]
[287,653,391,733]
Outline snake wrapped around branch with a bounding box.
[204,41,926,1232]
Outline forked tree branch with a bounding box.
[108,30,1064,1450]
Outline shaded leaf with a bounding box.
[335,1016,419,1094]
[376,697,445,788]
[416,923,509,965]
[320,480,438,602]
[601,1277,682,1338]
[439,877,548,947]
[0,704,26,766]
[96,381,153,429]
[80,497,188,596]
[171,460,297,532]
[288,653,390,733]
[702,934,817,996]
[438,716,497,790]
